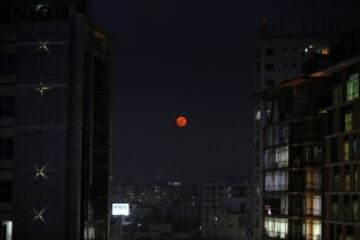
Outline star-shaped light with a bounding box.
[37,40,51,54]
[34,79,51,97]
[31,208,47,223]
[33,164,49,181]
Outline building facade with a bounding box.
[253,32,333,240]
[316,30,360,240]
[256,28,360,240]
[0,1,112,240]
[258,77,331,239]
[200,181,251,239]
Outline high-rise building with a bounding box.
[316,29,360,240]
[253,31,334,240]
[257,76,331,239]
[0,1,112,240]
[252,18,354,239]
[255,27,360,239]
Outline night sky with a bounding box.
[90,0,359,184]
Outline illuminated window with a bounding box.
[333,84,343,104]
[264,217,288,239]
[303,220,321,240]
[265,171,288,191]
[344,141,350,161]
[0,138,13,160]
[347,73,359,101]
[353,197,359,221]
[0,54,16,75]
[0,221,12,240]
[306,169,321,191]
[305,147,322,163]
[345,112,353,131]
[320,48,330,55]
[275,147,289,168]
[265,147,289,169]
[305,195,321,216]
[255,110,261,120]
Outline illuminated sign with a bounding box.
[112,203,130,216]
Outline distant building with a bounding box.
[0,1,112,240]
[112,181,200,236]
[200,181,251,239]
[207,207,247,240]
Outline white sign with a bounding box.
[112,203,130,216]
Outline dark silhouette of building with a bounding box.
[0,1,112,240]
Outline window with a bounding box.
[353,138,357,161]
[265,171,288,191]
[265,147,290,169]
[266,79,274,86]
[346,167,351,191]
[306,169,321,191]
[305,195,321,216]
[0,181,12,202]
[353,197,359,221]
[345,141,350,161]
[303,220,321,240]
[333,84,343,104]
[264,217,288,239]
[333,167,340,191]
[346,73,359,101]
[345,112,353,131]
[0,54,16,75]
[0,221,12,240]
[332,196,338,219]
[0,96,14,118]
[0,138,13,160]
[355,166,358,191]
[265,48,275,56]
[255,110,261,120]
[265,64,275,71]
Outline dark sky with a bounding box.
[89,0,360,184]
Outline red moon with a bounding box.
[176,116,187,128]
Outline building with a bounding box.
[257,76,331,239]
[200,181,251,239]
[112,181,200,235]
[0,1,112,240]
[256,28,360,239]
[253,18,347,239]
[207,207,247,240]
[316,29,360,240]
